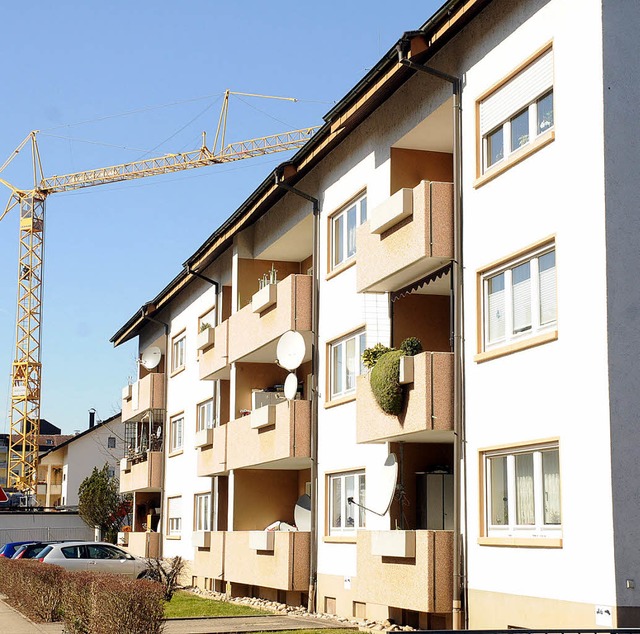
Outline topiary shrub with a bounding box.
[400,337,422,357]
[369,349,404,415]
[362,343,395,369]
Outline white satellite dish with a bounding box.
[276,331,306,371]
[284,373,299,401]
[140,346,162,370]
[294,494,311,531]
[367,453,398,516]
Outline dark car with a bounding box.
[12,541,57,559]
[0,540,34,558]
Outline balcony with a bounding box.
[199,321,229,380]
[356,530,453,613]
[122,373,165,423]
[356,181,453,293]
[228,274,312,364]
[356,351,453,444]
[193,531,225,581]
[120,451,163,493]
[197,425,227,476]
[224,531,309,591]
[126,532,161,559]
[226,400,311,471]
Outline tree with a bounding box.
[78,464,131,543]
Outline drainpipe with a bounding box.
[141,306,170,559]
[275,173,320,614]
[398,44,467,629]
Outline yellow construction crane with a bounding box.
[0,90,318,493]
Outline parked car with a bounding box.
[12,542,57,559]
[37,542,152,578]
[0,540,34,558]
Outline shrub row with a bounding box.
[0,558,164,634]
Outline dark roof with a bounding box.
[110,0,492,347]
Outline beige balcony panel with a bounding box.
[356,352,453,444]
[119,452,163,493]
[356,530,453,613]
[224,531,309,591]
[193,532,225,580]
[194,427,214,448]
[126,532,161,559]
[370,187,414,234]
[197,425,227,476]
[199,321,230,380]
[122,373,165,423]
[356,181,453,293]
[226,400,311,471]
[197,327,215,351]
[228,274,312,364]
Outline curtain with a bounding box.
[488,273,505,343]
[543,450,561,524]
[490,456,508,525]
[515,453,535,525]
[512,261,532,334]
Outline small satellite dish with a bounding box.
[276,331,306,371]
[294,494,311,531]
[367,453,398,516]
[140,346,162,370]
[155,426,162,438]
[284,373,298,401]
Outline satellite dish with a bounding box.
[140,346,162,370]
[276,331,306,371]
[155,426,162,438]
[284,373,298,401]
[294,494,311,531]
[367,453,398,516]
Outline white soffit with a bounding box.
[393,98,453,153]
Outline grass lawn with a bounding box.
[164,591,268,618]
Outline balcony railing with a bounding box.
[356,351,453,444]
[193,531,225,581]
[122,373,165,423]
[125,532,161,558]
[356,529,453,613]
[356,181,453,293]
[119,451,163,493]
[199,321,229,381]
[197,425,227,477]
[226,400,311,471]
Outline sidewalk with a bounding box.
[0,597,64,633]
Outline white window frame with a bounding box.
[167,496,182,537]
[194,492,212,532]
[330,193,367,270]
[169,415,184,453]
[328,470,366,536]
[482,244,556,350]
[483,443,561,538]
[171,332,186,372]
[329,330,366,400]
[196,396,216,432]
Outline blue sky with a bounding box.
[0,1,444,434]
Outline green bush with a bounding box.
[400,337,422,357]
[362,343,395,369]
[369,349,404,415]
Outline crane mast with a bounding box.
[1,95,318,493]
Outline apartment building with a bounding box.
[111,0,640,628]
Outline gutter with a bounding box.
[397,37,467,629]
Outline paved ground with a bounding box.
[0,597,353,634]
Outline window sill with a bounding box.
[165,535,181,540]
[170,366,185,378]
[475,329,557,363]
[478,536,562,548]
[326,258,356,281]
[168,449,184,458]
[323,536,357,544]
[324,394,356,409]
[474,130,555,189]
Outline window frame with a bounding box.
[169,414,184,453]
[482,442,561,540]
[167,496,182,538]
[196,396,216,432]
[171,331,186,373]
[479,241,557,355]
[107,436,116,449]
[327,469,366,536]
[329,192,367,272]
[194,492,212,532]
[328,329,367,402]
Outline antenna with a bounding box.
[284,373,299,400]
[276,330,306,371]
[294,493,311,531]
[349,453,398,517]
[140,346,162,370]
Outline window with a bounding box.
[194,493,211,532]
[171,332,186,372]
[482,244,556,350]
[329,330,367,400]
[329,470,366,535]
[483,443,561,538]
[169,415,184,453]
[479,47,554,174]
[167,496,182,537]
[197,398,216,432]
[107,436,116,449]
[331,193,367,270]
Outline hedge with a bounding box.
[369,349,405,415]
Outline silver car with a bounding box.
[37,541,152,578]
